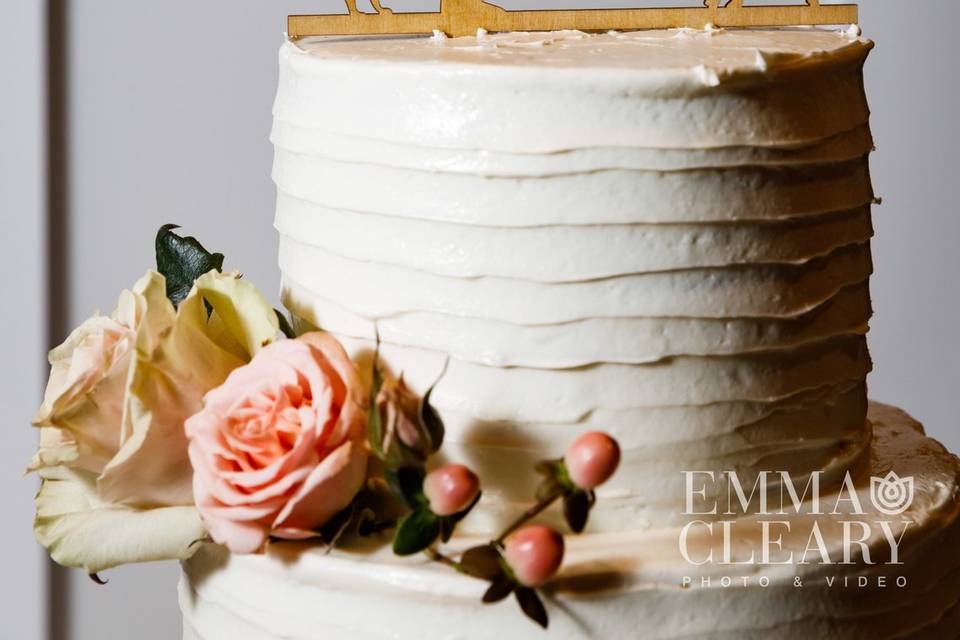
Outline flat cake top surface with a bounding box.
[291,27,871,73]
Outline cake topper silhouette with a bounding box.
[289,0,858,39]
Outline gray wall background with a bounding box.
[1,2,49,639]
[3,1,959,638]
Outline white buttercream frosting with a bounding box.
[271,27,878,532]
[275,29,873,151]
[175,25,958,639]
[181,405,960,639]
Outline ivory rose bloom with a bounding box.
[30,270,279,573]
[185,332,368,554]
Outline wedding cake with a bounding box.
[177,27,960,639]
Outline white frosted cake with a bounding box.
[179,28,960,638]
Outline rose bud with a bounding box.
[564,431,621,490]
[377,376,424,452]
[505,525,565,587]
[376,375,444,464]
[423,464,480,516]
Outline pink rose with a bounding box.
[185,332,368,553]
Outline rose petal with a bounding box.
[202,513,267,555]
[35,465,206,573]
[185,332,368,547]
[271,527,319,540]
[272,440,367,532]
[214,426,317,490]
[188,439,313,508]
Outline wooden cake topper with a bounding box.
[288,0,859,39]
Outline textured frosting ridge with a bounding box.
[176,26,960,640]
[273,27,877,532]
[181,405,960,640]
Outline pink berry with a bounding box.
[423,464,480,516]
[564,431,620,490]
[505,525,565,587]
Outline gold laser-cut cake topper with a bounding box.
[288,0,858,39]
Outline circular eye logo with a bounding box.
[870,471,915,516]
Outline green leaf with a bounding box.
[515,587,548,629]
[317,501,357,550]
[449,490,482,525]
[383,436,424,471]
[356,511,395,537]
[385,466,426,508]
[274,309,296,339]
[439,517,454,543]
[555,460,576,490]
[155,224,224,307]
[563,490,593,534]
[482,576,515,604]
[419,384,445,454]
[534,459,571,502]
[432,490,482,543]
[534,459,561,478]
[536,477,563,502]
[392,507,440,556]
[460,544,504,580]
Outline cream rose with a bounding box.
[31,270,279,573]
[31,289,140,475]
[185,332,368,554]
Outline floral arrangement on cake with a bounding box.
[28,226,620,628]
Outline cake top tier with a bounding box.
[278,27,872,153]
[292,27,869,75]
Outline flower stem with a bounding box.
[494,492,561,545]
[425,546,462,571]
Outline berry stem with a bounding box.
[425,546,462,571]
[495,491,562,545]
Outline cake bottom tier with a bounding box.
[180,403,960,640]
